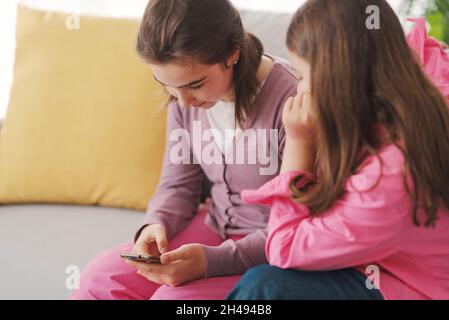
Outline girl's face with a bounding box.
[287,50,311,95]
[150,57,237,109]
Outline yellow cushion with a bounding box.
[0,5,167,211]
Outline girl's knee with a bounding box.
[84,242,132,273]
[227,264,280,300]
[242,264,286,284]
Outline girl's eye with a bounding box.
[189,83,204,90]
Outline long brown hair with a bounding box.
[136,0,264,128]
[287,0,449,227]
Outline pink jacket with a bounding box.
[241,144,449,300]
[406,17,449,100]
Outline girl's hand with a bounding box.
[132,224,168,257]
[282,92,316,147]
[125,243,206,287]
[281,92,317,173]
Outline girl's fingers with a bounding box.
[293,93,303,109]
[284,96,294,111]
[154,227,168,254]
[160,245,190,264]
[125,259,165,275]
[132,240,158,256]
[131,241,145,254]
[302,92,311,111]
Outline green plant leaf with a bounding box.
[427,11,444,40]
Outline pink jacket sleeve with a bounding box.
[241,160,409,271]
[406,17,449,101]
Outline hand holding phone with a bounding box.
[120,253,161,263]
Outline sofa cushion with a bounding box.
[0,5,167,211]
[0,204,142,299]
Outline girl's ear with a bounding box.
[225,48,241,68]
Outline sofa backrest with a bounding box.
[240,9,293,60]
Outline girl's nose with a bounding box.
[176,91,193,108]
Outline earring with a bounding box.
[234,60,239,65]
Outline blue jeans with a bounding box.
[226,264,384,300]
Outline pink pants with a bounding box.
[70,207,242,300]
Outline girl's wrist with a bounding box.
[281,137,316,174]
[284,134,315,150]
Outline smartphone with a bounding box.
[120,253,161,263]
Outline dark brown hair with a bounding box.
[286,0,449,227]
[136,0,264,128]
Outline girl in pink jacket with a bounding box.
[227,0,449,300]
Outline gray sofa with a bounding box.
[0,9,293,300]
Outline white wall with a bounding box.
[0,0,407,119]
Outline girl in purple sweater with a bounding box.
[70,0,297,300]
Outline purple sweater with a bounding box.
[134,57,297,277]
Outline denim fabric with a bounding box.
[226,264,384,300]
